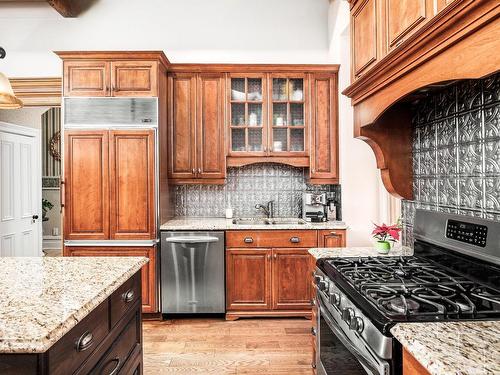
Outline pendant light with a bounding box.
[0,47,23,109]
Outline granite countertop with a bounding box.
[391,321,500,375]
[0,256,148,354]
[308,246,413,259]
[161,217,348,231]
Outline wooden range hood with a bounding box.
[343,0,500,200]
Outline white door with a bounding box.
[0,122,41,256]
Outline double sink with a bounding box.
[232,218,307,225]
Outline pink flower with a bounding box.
[372,222,401,242]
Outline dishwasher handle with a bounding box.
[164,236,220,244]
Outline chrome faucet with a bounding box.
[255,200,275,219]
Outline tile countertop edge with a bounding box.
[0,257,149,354]
[391,321,500,375]
[160,217,349,231]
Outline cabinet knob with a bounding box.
[267,254,271,260]
[290,236,300,243]
[106,357,122,375]
[192,168,196,175]
[121,289,135,303]
[273,253,277,259]
[243,237,254,243]
[198,168,201,174]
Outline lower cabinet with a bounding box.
[318,229,346,247]
[64,246,158,314]
[403,348,431,375]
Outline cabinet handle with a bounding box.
[60,180,65,213]
[312,168,315,173]
[330,232,339,237]
[311,327,317,336]
[267,254,271,260]
[106,357,122,375]
[198,168,201,174]
[244,237,254,243]
[75,331,94,352]
[290,237,301,243]
[192,168,196,175]
[273,253,277,259]
[121,289,135,303]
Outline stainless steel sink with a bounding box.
[232,218,306,225]
[269,218,307,225]
[232,218,271,225]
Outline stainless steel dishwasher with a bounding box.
[161,231,225,314]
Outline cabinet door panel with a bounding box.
[168,74,197,179]
[318,229,346,248]
[111,61,158,97]
[310,74,339,182]
[109,130,155,240]
[352,0,379,77]
[197,74,226,179]
[226,249,271,311]
[63,246,158,313]
[64,61,110,97]
[386,0,433,51]
[272,249,311,310]
[64,130,109,240]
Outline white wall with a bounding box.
[0,0,330,77]
[328,0,385,246]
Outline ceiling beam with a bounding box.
[46,0,80,17]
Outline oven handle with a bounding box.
[319,305,381,375]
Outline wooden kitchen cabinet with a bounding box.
[168,72,226,183]
[64,130,110,240]
[226,248,272,311]
[272,248,312,310]
[310,73,339,183]
[111,61,158,96]
[318,229,347,247]
[63,246,158,314]
[109,130,156,240]
[63,60,110,97]
[63,59,158,97]
[384,0,434,53]
[64,129,156,241]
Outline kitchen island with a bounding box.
[0,256,148,374]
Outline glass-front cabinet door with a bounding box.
[270,74,307,155]
[228,75,267,155]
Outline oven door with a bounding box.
[317,295,390,375]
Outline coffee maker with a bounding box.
[302,193,327,222]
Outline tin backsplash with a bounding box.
[402,72,500,246]
[174,163,341,218]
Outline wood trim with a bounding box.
[168,178,226,185]
[226,156,310,168]
[225,310,311,321]
[55,51,170,68]
[168,64,340,73]
[9,77,62,107]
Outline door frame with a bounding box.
[0,121,43,256]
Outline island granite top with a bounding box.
[308,246,413,259]
[0,256,148,353]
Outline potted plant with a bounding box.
[372,222,401,254]
[42,198,54,222]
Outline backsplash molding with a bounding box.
[402,72,500,246]
[174,163,341,218]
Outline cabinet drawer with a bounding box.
[226,230,317,248]
[110,271,141,327]
[90,308,140,375]
[48,300,109,375]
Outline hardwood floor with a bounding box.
[143,318,313,374]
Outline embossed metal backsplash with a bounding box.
[402,73,500,246]
[174,163,341,218]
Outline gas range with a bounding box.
[314,210,500,375]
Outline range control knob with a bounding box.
[329,292,341,306]
[314,275,323,285]
[318,280,329,291]
[350,317,364,334]
[342,307,355,325]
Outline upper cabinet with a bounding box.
[344,0,500,199]
[167,65,340,184]
[64,60,158,97]
[168,72,226,184]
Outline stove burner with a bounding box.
[388,299,420,314]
